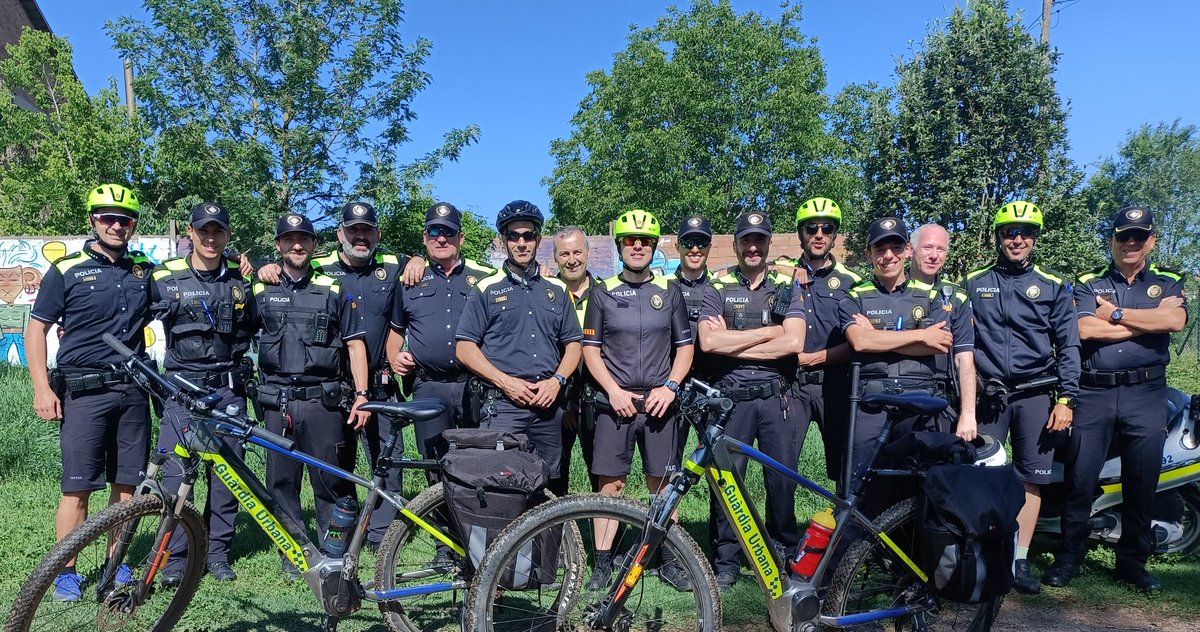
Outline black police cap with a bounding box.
[275,213,317,238]
[340,202,378,227]
[866,217,909,245]
[425,201,462,230]
[1112,206,1154,235]
[189,202,230,230]
[678,215,713,238]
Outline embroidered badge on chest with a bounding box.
[374,267,387,281]
[650,294,664,310]
[1025,285,1041,299]
[1147,284,1162,299]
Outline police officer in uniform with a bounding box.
[456,200,583,489]
[675,215,714,342]
[150,202,256,585]
[582,210,694,591]
[252,213,371,578]
[839,218,974,506]
[551,225,600,496]
[965,201,1080,594]
[1043,206,1187,592]
[784,198,863,484]
[27,184,155,600]
[387,202,494,463]
[698,211,806,591]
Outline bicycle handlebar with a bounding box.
[101,334,295,451]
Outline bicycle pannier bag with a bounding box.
[918,463,1024,603]
[439,428,557,589]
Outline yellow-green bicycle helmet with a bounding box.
[613,209,661,239]
[795,197,843,227]
[992,200,1042,230]
[87,184,141,217]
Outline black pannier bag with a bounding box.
[439,428,557,589]
[918,463,1025,603]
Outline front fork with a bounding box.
[592,467,699,628]
[97,450,198,606]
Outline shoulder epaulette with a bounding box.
[313,252,339,269]
[252,281,267,295]
[464,258,495,273]
[313,274,338,290]
[474,270,505,292]
[715,272,738,284]
[1077,264,1108,285]
[545,276,569,292]
[847,279,875,297]
[833,262,863,283]
[601,276,621,290]
[965,264,995,281]
[1032,265,1065,285]
[377,253,400,266]
[651,275,669,290]
[1149,263,1183,281]
[164,258,189,272]
[53,252,89,274]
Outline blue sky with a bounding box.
[35,0,1200,224]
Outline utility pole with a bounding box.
[1041,0,1052,46]
[123,59,135,121]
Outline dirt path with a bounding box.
[992,595,1192,631]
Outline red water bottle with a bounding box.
[790,508,836,580]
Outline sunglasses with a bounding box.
[679,237,711,250]
[425,226,459,239]
[1001,226,1038,239]
[1114,229,1152,243]
[504,230,540,243]
[621,235,658,248]
[92,214,136,227]
[802,223,837,236]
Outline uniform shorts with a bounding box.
[979,390,1060,484]
[591,411,681,478]
[60,383,151,493]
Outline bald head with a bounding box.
[911,223,949,283]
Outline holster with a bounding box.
[581,383,598,430]
[245,378,264,420]
[322,381,347,410]
[48,369,66,401]
[467,377,487,425]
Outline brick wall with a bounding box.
[1,0,54,111]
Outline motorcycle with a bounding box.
[1033,387,1200,555]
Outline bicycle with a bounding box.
[6,333,581,632]
[464,378,1004,632]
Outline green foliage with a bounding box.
[850,0,1101,279]
[545,0,833,234]
[376,191,496,261]
[107,0,480,255]
[0,29,145,235]
[1085,120,1200,274]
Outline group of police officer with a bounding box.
[27,182,1184,601]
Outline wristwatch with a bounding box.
[664,380,680,393]
[553,373,568,386]
[1110,308,1124,322]
[1056,396,1077,410]
[354,389,369,398]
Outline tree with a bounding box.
[545,0,833,234]
[1085,121,1200,274]
[376,191,495,262]
[0,28,144,235]
[108,0,480,254]
[856,0,1100,279]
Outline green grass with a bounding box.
[1,361,1200,630]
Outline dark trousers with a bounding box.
[358,401,405,545]
[795,377,852,482]
[710,393,805,575]
[159,388,244,569]
[1058,379,1167,569]
[550,402,598,496]
[482,397,566,479]
[411,377,471,460]
[263,394,357,549]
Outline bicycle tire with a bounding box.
[464,493,721,632]
[5,494,207,632]
[823,497,1003,632]
[375,485,468,632]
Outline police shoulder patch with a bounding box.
[1147,284,1163,299]
[650,294,664,310]
[374,267,388,281]
[1025,284,1041,299]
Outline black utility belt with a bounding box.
[177,361,253,390]
[582,383,651,415]
[53,367,131,393]
[255,381,341,404]
[797,366,849,386]
[415,367,470,383]
[721,378,787,402]
[1082,366,1166,387]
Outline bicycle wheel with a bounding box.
[375,485,468,632]
[465,493,720,632]
[823,497,1002,632]
[6,494,207,632]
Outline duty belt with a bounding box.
[177,362,253,390]
[273,384,326,401]
[722,378,787,402]
[415,366,470,383]
[1082,365,1166,387]
[57,367,131,393]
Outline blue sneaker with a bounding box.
[52,571,86,602]
[113,563,134,586]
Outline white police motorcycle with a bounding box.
[978,388,1200,554]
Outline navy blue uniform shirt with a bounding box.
[792,256,862,355]
[391,257,494,374]
[31,243,154,367]
[1074,262,1187,371]
[582,273,692,391]
[312,251,408,371]
[456,262,583,382]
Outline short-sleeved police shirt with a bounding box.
[312,251,408,371]
[31,243,154,367]
[966,261,1080,397]
[838,276,973,380]
[791,256,861,355]
[698,268,805,384]
[582,273,692,391]
[391,257,494,374]
[456,263,584,382]
[1074,262,1187,371]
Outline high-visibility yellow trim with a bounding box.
[878,532,927,582]
[708,466,783,598]
[399,507,465,555]
[205,453,309,571]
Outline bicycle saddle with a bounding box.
[861,392,948,416]
[359,399,446,423]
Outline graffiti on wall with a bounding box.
[0,237,174,367]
